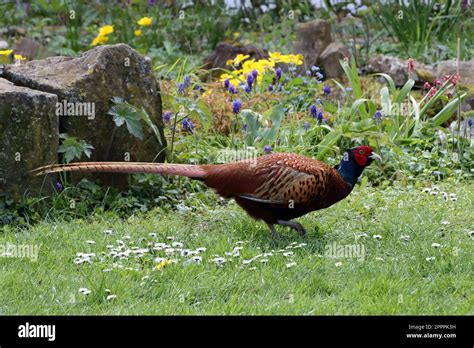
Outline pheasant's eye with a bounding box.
[358,150,365,154]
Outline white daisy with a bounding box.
[283,251,294,257]
[431,243,441,248]
[211,257,226,265]
[78,288,91,295]
[106,294,117,300]
[103,229,114,235]
[192,256,202,263]
[286,262,297,268]
[373,234,382,240]
[172,242,184,248]
[426,256,436,262]
[148,232,157,238]
[85,240,95,244]
[400,235,410,242]
[335,261,342,267]
[196,247,207,253]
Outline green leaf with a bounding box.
[108,97,144,140]
[372,73,396,94]
[430,93,466,127]
[394,79,415,103]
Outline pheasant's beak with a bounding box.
[369,152,382,162]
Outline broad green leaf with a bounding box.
[394,79,415,103]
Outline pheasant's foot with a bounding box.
[276,220,306,237]
[267,223,280,239]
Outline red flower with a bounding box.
[423,82,431,89]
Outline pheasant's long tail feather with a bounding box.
[31,162,209,179]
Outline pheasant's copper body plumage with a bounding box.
[33,146,381,237]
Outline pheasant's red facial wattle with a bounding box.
[352,146,373,167]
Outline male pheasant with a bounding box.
[32,146,380,237]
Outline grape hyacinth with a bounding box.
[163,111,171,123]
[182,116,194,132]
[228,84,237,94]
[177,82,185,95]
[224,78,230,89]
[264,145,272,154]
[310,105,317,118]
[244,85,252,93]
[232,99,242,115]
[468,116,473,128]
[317,109,323,124]
[276,67,282,80]
[268,84,273,92]
[323,85,331,96]
[252,69,258,80]
[247,74,253,88]
[183,75,191,88]
[373,110,382,122]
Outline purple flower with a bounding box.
[373,110,382,122]
[183,76,191,88]
[310,105,317,118]
[316,72,324,80]
[346,87,353,93]
[323,85,331,95]
[316,98,322,105]
[242,124,248,131]
[317,109,323,124]
[264,145,272,154]
[163,111,171,122]
[468,116,473,127]
[224,78,230,89]
[228,84,237,94]
[232,99,242,114]
[268,84,273,92]
[276,67,282,80]
[306,70,311,76]
[277,83,282,92]
[55,182,63,191]
[252,69,258,80]
[178,83,185,95]
[182,116,194,132]
[194,84,202,92]
[245,85,252,93]
[148,0,157,5]
[303,121,310,131]
[247,74,254,87]
[311,66,320,72]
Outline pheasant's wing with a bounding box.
[239,164,328,205]
[202,153,331,205]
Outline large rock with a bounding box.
[294,19,332,70]
[203,42,268,72]
[3,44,166,188]
[0,78,58,199]
[366,55,436,87]
[319,42,351,78]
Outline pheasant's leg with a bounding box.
[267,223,280,239]
[276,220,306,237]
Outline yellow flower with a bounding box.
[134,29,142,37]
[98,25,114,36]
[233,53,249,65]
[233,32,241,39]
[268,52,303,65]
[155,259,173,271]
[0,50,13,56]
[138,16,153,27]
[225,59,234,66]
[14,54,26,60]
[91,34,109,46]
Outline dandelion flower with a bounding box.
[0,49,13,56]
[134,29,142,37]
[155,259,173,271]
[138,17,153,26]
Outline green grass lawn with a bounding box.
[1,182,473,315]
